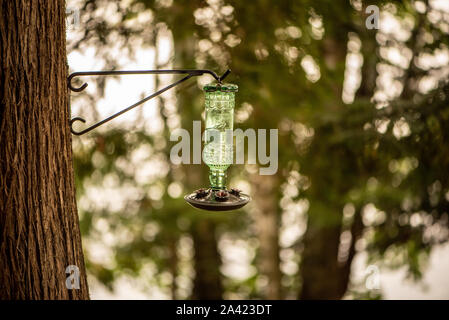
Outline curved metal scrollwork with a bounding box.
[68,69,231,135]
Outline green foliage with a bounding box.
[70,0,449,299]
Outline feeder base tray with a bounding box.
[184,189,250,212]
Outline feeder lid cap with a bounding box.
[204,83,238,92]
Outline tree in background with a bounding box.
[69,0,449,299]
[0,0,89,299]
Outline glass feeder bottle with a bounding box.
[203,83,238,190]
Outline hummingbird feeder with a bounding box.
[68,68,250,212]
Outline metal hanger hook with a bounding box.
[68,69,232,135]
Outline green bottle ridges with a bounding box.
[203,83,238,190]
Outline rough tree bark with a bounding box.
[0,0,89,299]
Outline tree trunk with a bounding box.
[168,236,178,300]
[299,215,343,299]
[191,219,223,299]
[0,0,89,299]
[299,31,349,300]
[250,173,282,299]
[186,165,223,300]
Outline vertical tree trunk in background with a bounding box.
[299,12,377,298]
[299,35,348,300]
[250,174,282,299]
[168,236,178,300]
[299,209,363,299]
[299,211,345,299]
[191,219,223,300]
[184,160,222,300]
[0,0,89,299]
[187,165,223,300]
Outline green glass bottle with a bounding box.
[203,83,238,190]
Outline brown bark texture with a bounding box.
[0,0,89,299]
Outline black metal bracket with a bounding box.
[68,69,231,135]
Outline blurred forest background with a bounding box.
[67,0,449,299]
